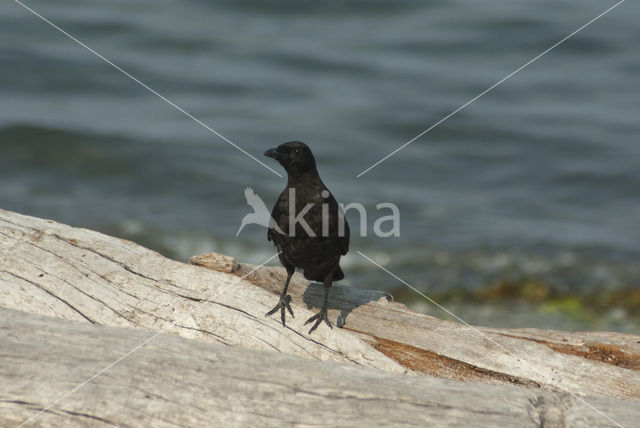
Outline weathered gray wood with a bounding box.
[0,209,404,374]
[193,252,640,402]
[2,307,638,428]
[1,207,640,427]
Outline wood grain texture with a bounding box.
[1,208,640,427]
[2,307,639,428]
[193,252,640,402]
[0,209,403,374]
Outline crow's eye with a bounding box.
[295,148,300,153]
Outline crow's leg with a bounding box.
[266,266,295,326]
[305,272,333,334]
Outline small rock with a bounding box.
[189,252,240,273]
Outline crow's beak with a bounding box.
[264,148,279,159]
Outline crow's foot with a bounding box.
[304,306,332,334]
[266,294,294,326]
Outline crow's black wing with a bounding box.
[322,190,350,256]
[339,216,350,255]
[267,189,288,243]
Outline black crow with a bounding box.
[264,141,350,334]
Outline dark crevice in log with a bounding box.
[2,271,96,324]
[1,400,123,427]
[52,233,160,284]
[527,394,573,428]
[14,253,132,324]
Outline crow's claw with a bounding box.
[266,294,294,326]
[304,307,332,334]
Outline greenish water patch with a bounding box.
[391,276,640,334]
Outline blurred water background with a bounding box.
[1,0,638,332]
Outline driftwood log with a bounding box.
[1,208,639,427]
[2,307,639,428]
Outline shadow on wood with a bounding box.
[190,250,640,402]
[1,208,640,427]
[4,307,639,427]
[301,281,392,328]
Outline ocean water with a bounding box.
[1,1,639,332]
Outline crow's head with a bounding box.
[265,141,317,176]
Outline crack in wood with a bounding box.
[2,271,96,324]
[499,333,640,371]
[359,332,543,388]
